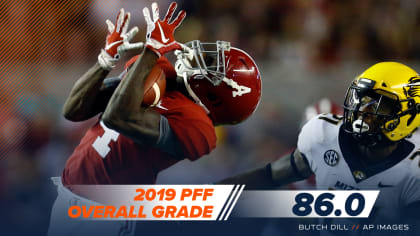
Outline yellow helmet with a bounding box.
[343,62,420,146]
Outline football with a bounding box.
[142,65,166,107]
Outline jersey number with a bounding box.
[318,114,343,125]
[92,121,120,158]
[409,149,420,168]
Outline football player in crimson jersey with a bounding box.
[219,62,420,235]
[48,2,261,236]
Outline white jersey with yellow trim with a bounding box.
[297,113,420,230]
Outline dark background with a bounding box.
[1,0,420,235]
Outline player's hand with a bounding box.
[143,2,186,57]
[98,9,143,70]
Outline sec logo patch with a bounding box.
[324,150,339,166]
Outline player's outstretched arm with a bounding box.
[217,149,313,189]
[102,48,161,145]
[62,63,111,121]
[63,9,142,121]
[102,2,186,145]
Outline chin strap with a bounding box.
[181,72,210,114]
[175,49,210,114]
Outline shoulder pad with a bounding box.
[298,113,343,154]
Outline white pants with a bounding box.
[47,177,135,236]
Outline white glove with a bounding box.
[143,2,186,57]
[98,8,143,70]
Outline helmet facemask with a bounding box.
[174,40,230,86]
[173,40,230,114]
[343,78,401,147]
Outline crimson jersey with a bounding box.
[62,57,216,187]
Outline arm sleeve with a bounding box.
[102,76,121,89]
[165,110,217,161]
[297,117,317,172]
[154,115,184,159]
[102,70,125,90]
[290,150,312,179]
[169,118,216,161]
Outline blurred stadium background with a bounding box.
[1,0,420,235]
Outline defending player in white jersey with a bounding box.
[219,62,420,235]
